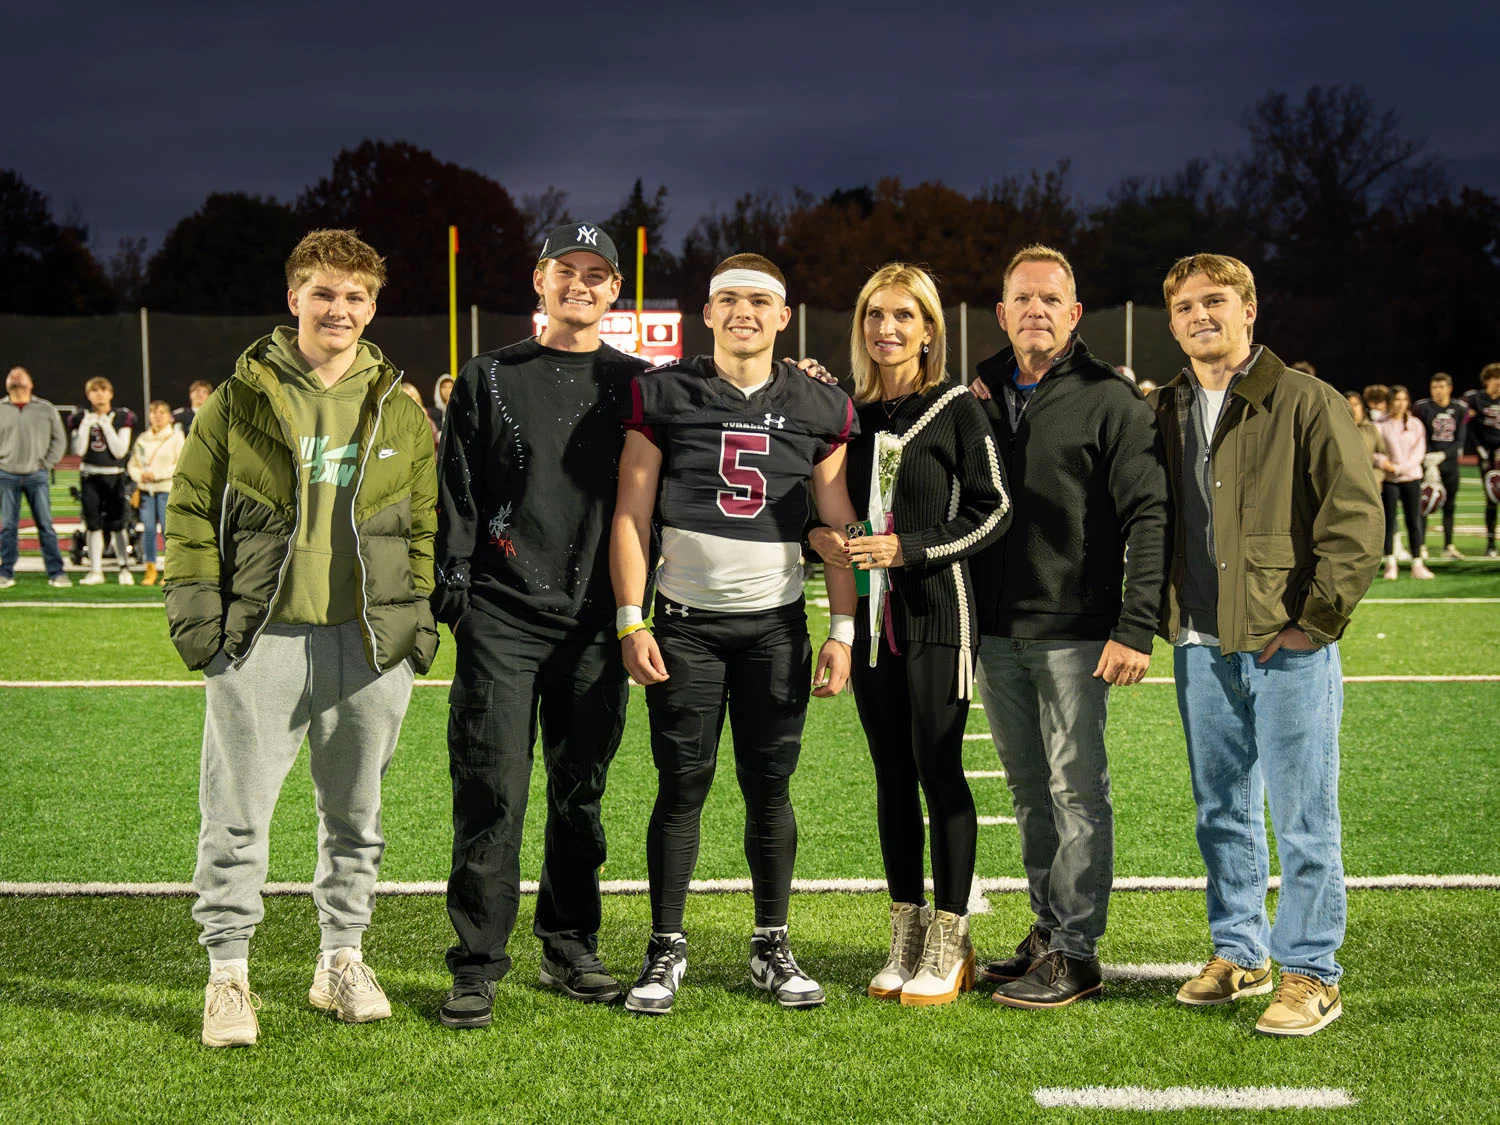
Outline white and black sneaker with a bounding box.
[750,928,825,1009]
[624,933,687,1015]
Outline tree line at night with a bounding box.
[3,85,1498,385]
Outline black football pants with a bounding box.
[445,608,629,982]
[644,596,810,933]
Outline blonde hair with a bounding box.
[285,229,387,298]
[1162,253,1257,309]
[85,377,113,394]
[849,263,948,403]
[1002,244,1076,302]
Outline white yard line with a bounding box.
[0,601,164,609]
[925,816,1016,826]
[1362,597,1500,604]
[1033,1086,1358,1111]
[4,873,1497,897]
[1100,962,1203,981]
[963,733,992,741]
[964,770,1006,779]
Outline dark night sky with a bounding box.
[5,0,1497,258]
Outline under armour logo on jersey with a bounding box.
[577,225,599,246]
[764,414,786,429]
[663,602,691,617]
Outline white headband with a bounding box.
[708,269,786,301]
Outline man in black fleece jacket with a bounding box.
[968,245,1168,1008]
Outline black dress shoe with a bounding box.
[539,953,623,1003]
[440,979,497,1028]
[991,950,1102,1008]
[977,924,1052,984]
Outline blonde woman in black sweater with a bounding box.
[809,263,1011,1006]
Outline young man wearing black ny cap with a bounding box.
[434,223,649,1026]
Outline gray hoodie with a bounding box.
[0,397,67,474]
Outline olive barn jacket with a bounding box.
[164,335,438,673]
[1150,347,1383,656]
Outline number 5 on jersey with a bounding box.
[717,431,770,518]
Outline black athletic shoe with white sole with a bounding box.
[749,929,825,1009]
[625,934,688,1015]
[539,953,622,1003]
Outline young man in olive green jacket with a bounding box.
[166,230,438,1048]
[1151,253,1382,1038]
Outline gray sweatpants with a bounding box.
[192,621,415,960]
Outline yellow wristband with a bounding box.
[617,621,648,640]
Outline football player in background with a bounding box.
[1464,363,1500,557]
[1413,372,1471,558]
[69,377,135,584]
[611,254,859,1015]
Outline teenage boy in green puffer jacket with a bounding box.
[165,229,438,1048]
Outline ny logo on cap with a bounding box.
[765,414,786,429]
[577,225,599,246]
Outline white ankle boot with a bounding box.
[900,909,975,1007]
[868,902,931,998]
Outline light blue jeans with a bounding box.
[0,469,66,578]
[140,490,168,563]
[1174,642,1346,983]
[977,636,1113,959]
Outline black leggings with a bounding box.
[852,641,977,915]
[1383,480,1423,555]
[1419,458,1461,547]
[644,599,810,932]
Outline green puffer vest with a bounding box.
[164,335,439,673]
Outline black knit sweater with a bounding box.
[845,382,1012,649]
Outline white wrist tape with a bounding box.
[708,269,786,300]
[829,614,854,646]
[616,605,643,631]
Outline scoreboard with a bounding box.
[532,310,683,366]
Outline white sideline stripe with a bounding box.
[964,770,1006,779]
[963,733,991,741]
[1101,962,1202,981]
[1033,1086,1358,1111]
[0,601,164,609]
[1364,597,1500,604]
[925,816,1016,827]
[5,873,1499,898]
[9,674,1498,689]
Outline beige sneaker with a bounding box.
[868,902,931,998]
[310,948,392,1023]
[202,968,260,1047]
[900,909,975,1007]
[1255,972,1342,1036]
[1176,956,1273,1006]
[1381,556,1398,581]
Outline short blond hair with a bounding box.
[285,229,387,298]
[85,376,113,394]
[1162,253,1257,309]
[1002,244,1076,301]
[849,263,948,403]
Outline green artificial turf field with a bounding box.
[2,500,1499,1122]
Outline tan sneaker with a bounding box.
[309,948,392,1023]
[202,968,260,1047]
[900,909,975,1007]
[1176,956,1273,1006]
[1255,972,1341,1036]
[868,902,931,998]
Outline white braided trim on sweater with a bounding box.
[924,433,1009,562]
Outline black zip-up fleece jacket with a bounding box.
[970,335,1169,652]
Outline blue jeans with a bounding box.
[0,469,66,578]
[977,636,1113,959]
[1174,643,1346,983]
[140,490,168,563]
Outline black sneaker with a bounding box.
[439,979,496,1028]
[991,950,1102,1008]
[624,934,688,1015]
[978,924,1052,984]
[539,952,622,1003]
[749,929,825,1009]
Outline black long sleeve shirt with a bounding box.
[433,337,649,641]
